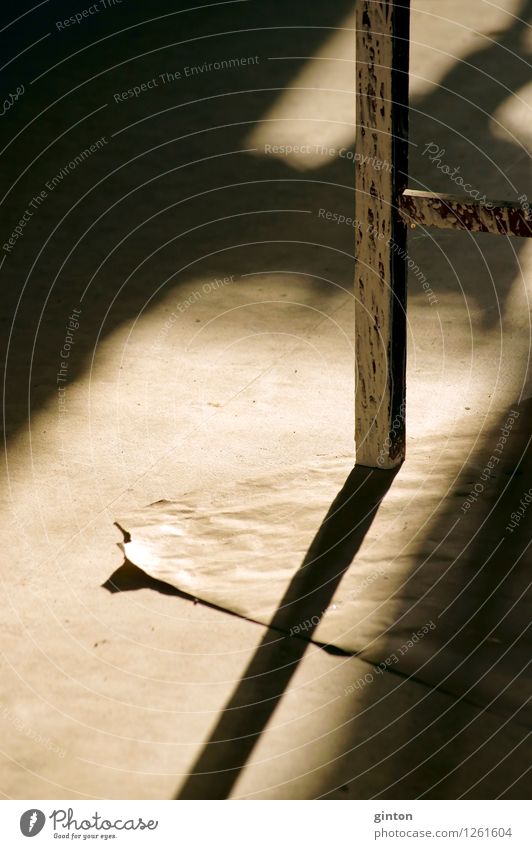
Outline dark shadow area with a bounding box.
[407,0,532,320]
[1,0,357,446]
[1,0,531,445]
[175,464,397,798]
[313,399,532,800]
[386,399,532,721]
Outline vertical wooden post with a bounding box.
[354,0,410,468]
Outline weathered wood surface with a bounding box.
[399,189,532,237]
[354,0,410,468]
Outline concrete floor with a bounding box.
[0,0,531,798]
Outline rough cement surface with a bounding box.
[0,0,530,798]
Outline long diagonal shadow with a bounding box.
[175,464,397,799]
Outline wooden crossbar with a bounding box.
[399,190,532,237]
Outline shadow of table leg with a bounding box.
[176,464,397,799]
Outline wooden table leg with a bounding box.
[354,0,410,468]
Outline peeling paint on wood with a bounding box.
[399,189,532,238]
[354,0,410,469]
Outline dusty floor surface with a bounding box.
[0,0,531,798]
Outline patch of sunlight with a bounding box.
[490,80,532,148]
